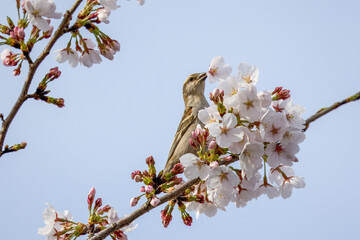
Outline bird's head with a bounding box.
[182,72,207,102]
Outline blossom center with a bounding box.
[209,68,218,76]
[241,75,252,84]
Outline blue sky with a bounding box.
[0,0,360,239]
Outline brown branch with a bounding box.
[88,178,200,240]
[303,90,360,131]
[0,0,84,157]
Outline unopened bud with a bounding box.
[189,138,196,148]
[208,139,217,150]
[94,198,102,210]
[97,204,111,215]
[134,175,142,182]
[13,68,21,76]
[145,185,153,193]
[131,170,141,179]
[150,197,160,207]
[55,98,65,108]
[140,186,145,192]
[87,187,96,208]
[130,197,139,207]
[191,130,198,140]
[223,156,233,161]
[171,163,184,175]
[212,88,220,99]
[210,161,219,169]
[146,155,155,166]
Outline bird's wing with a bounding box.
[167,106,196,161]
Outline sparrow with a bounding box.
[163,72,209,174]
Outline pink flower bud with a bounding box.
[130,197,139,207]
[13,68,21,76]
[223,156,233,161]
[208,139,217,150]
[189,138,196,148]
[272,86,283,95]
[145,185,153,193]
[210,161,219,169]
[146,156,155,166]
[171,163,184,175]
[191,130,198,140]
[212,88,220,99]
[220,89,225,97]
[87,187,96,207]
[134,175,142,182]
[195,127,202,137]
[140,186,145,192]
[150,197,160,207]
[209,92,214,101]
[94,198,102,210]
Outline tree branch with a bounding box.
[88,178,200,240]
[0,0,84,157]
[303,90,360,131]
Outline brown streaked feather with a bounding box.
[166,106,196,162]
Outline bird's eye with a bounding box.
[188,77,194,82]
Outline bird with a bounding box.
[163,72,209,174]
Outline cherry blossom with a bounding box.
[206,165,240,193]
[237,62,259,87]
[55,48,79,67]
[260,110,287,142]
[179,153,210,180]
[97,8,111,24]
[80,39,102,67]
[24,0,61,32]
[207,56,232,83]
[207,113,244,148]
[265,142,299,168]
[239,142,264,178]
[99,0,120,10]
[38,203,73,240]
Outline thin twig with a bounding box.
[0,0,84,157]
[303,90,360,131]
[88,178,200,240]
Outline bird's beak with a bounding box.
[198,72,207,82]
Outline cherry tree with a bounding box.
[0,1,359,240]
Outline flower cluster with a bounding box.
[179,56,306,218]
[129,156,197,227]
[38,187,137,240]
[54,0,143,68]
[0,0,144,75]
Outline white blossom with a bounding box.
[38,203,73,240]
[284,99,306,129]
[280,176,305,199]
[237,62,259,87]
[207,56,232,83]
[198,105,220,127]
[99,0,120,10]
[208,113,244,148]
[186,201,218,219]
[108,209,138,232]
[24,0,61,32]
[260,110,287,142]
[55,48,79,67]
[180,153,210,180]
[237,86,263,122]
[206,165,240,193]
[239,142,264,178]
[97,8,111,24]
[265,142,299,168]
